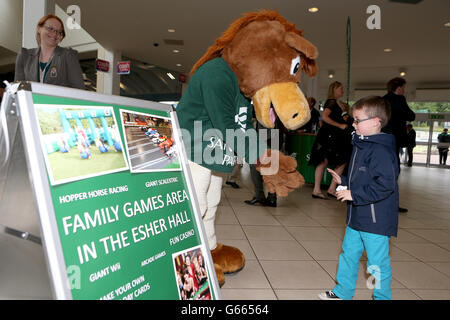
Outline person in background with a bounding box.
[309,81,352,199]
[298,97,320,133]
[438,128,449,166]
[382,77,415,212]
[405,123,416,167]
[244,113,281,207]
[14,14,85,89]
[225,162,242,189]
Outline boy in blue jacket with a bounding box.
[319,96,399,300]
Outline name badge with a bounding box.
[49,66,58,78]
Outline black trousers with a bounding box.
[406,147,414,166]
[249,164,265,200]
[439,148,448,165]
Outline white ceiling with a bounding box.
[54,0,450,100]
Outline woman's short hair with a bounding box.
[387,77,406,93]
[327,81,342,99]
[352,95,391,127]
[36,14,66,46]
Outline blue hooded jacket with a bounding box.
[341,133,399,237]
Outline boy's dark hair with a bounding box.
[387,77,406,92]
[352,96,391,127]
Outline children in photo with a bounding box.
[77,139,92,159]
[319,96,399,300]
[57,134,70,153]
[95,136,109,153]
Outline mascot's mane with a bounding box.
[190,10,303,76]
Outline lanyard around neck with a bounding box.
[39,53,54,83]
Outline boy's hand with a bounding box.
[336,190,353,202]
[327,168,342,185]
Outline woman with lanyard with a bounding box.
[14,14,85,89]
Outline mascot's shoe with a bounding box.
[211,243,245,274]
[214,263,226,287]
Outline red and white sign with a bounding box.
[117,61,131,75]
[95,59,110,72]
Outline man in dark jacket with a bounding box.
[438,128,449,165]
[382,77,415,212]
[298,97,320,133]
[405,124,416,167]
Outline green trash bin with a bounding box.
[285,132,332,185]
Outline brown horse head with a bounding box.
[191,10,318,130]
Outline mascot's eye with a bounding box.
[290,55,301,75]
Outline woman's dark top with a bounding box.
[309,99,353,167]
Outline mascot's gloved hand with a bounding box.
[256,149,305,197]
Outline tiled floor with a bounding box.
[218,164,450,300]
[0,164,449,300]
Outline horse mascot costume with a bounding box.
[177,10,318,286]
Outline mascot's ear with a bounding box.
[285,32,318,60]
[285,32,318,77]
[303,57,318,77]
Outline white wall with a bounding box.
[0,0,23,53]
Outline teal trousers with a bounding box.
[333,226,392,300]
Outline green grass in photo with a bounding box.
[163,158,180,169]
[47,146,128,182]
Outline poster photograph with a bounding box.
[119,109,181,172]
[8,89,220,300]
[172,246,212,300]
[34,104,129,186]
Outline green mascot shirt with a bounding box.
[177,58,267,173]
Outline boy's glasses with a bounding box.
[353,117,375,124]
[43,25,64,38]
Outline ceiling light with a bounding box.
[138,63,155,70]
[173,49,180,53]
[399,68,406,77]
[168,28,176,32]
[167,72,175,80]
[308,7,319,13]
[176,63,182,67]
[445,22,450,27]
[384,48,392,52]
[328,70,334,79]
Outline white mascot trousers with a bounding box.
[188,161,223,251]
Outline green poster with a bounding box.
[28,93,218,300]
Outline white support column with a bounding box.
[309,76,319,101]
[22,0,55,48]
[299,75,319,100]
[96,46,121,95]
